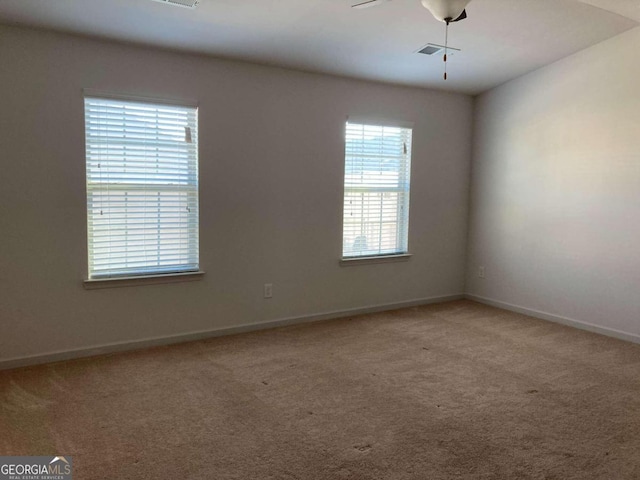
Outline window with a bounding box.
[342,120,412,259]
[84,95,199,279]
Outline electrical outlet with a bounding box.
[264,283,273,299]
[478,266,486,279]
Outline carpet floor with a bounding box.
[2,300,640,479]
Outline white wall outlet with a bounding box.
[478,266,486,279]
[264,283,273,299]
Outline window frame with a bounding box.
[340,116,413,264]
[83,90,203,287]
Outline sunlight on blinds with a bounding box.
[342,122,412,258]
[85,96,199,279]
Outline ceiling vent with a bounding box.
[150,0,199,9]
[417,43,461,57]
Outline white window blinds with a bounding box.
[84,96,199,279]
[342,121,412,258]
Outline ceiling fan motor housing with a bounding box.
[421,0,471,22]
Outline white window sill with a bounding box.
[340,254,412,266]
[84,271,205,290]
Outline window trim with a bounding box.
[82,89,199,108]
[341,116,414,262]
[345,116,414,130]
[83,90,201,282]
[83,270,205,290]
[339,253,412,267]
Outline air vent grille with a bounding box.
[416,43,461,57]
[151,0,199,9]
[418,45,442,55]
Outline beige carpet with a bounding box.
[2,300,640,479]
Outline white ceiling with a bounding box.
[0,0,637,94]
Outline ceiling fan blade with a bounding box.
[450,9,467,22]
[351,0,389,9]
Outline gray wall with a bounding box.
[0,26,473,365]
[467,27,640,339]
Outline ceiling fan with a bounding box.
[351,0,471,23]
[351,0,473,79]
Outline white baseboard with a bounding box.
[465,294,640,345]
[0,294,464,371]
